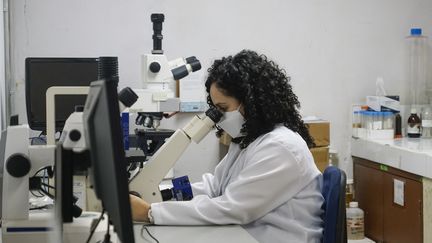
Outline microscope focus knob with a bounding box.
[149,62,161,73]
[69,129,81,142]
[6,154,31,178]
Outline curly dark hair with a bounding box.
[205,49,314,149]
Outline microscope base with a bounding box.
[1,211,117,243]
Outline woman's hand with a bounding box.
[129,194,151,222]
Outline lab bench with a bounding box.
[351,137,432,243]
[133,225,259,243]
[0,224,259,243]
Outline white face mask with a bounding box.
[218,105,245,138]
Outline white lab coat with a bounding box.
[151,125,324,243]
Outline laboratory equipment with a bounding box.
[1,58,137,243]
[25,57,99,131]
[406,28,430,105]
[382,112,394,130]
[82,78,135,242]
[58,58,137,243]
[346,201,365,240]
[352,111,361,129]
[160,176,194,201]
[394,113,402,138]
[128,13,203,180]
[0,123,110,243]
[421,107,432,138]
[129,107,223,203]
[56,79,137,243]
[345,179,354,207]
[129,13,202,129]
[407,108,421,138]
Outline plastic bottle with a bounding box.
[365,112,373,130]
[345,179,355,207]
[383,112,394,130]
[352,111,361,128]
[421,107,432,138]
[394,113,402,138]
[346,201,365,240]
[406,28,429,105]
[407,108,421,138]
[372,112,382,130]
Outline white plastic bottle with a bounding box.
[346,201,365,240]
[422,107,432,138]
[406,28,429,105]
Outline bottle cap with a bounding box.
[411,108,417,114]
[411,28,422,36]
[360,105,369,110]
[349,201,359,208]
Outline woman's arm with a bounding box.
[150,141,318,225]
[130,195,151,222]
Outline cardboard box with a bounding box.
[305,120,330,147]
[310,146,329,172]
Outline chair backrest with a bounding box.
[321,166,347,243]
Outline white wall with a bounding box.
[0,0,5,130]
[9,0,432,180]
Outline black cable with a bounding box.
[86,210,105,243]
[41,182,55,189]
[40,187,54,199]
[101,215,111,243]
[141,225,159,243]
[29,204,53,210]
[30,190,45,198]
[33,166,51,178]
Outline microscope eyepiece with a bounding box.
[151,13,165,54]
[151,13,165,25]
[205,107,223,123]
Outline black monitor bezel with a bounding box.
[25,57,98,132]
[83,79,135,243]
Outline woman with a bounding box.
[130,49,324,242]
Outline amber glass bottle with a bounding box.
[407,108,421,138]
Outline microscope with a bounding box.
[129,13,202,124]
[127,13,203,179]
[0,12,211,242]
[125,14,226,203]
[0,57,138,243]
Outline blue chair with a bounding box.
[321,166,347,243]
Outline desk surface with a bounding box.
[133,225,259,243]
[1,222,258,243]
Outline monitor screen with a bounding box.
[83,79,135,243]
[25,57,99,132]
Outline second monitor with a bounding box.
[25,57,99,132]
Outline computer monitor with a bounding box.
[83,79,135,243]
[25,57,99,132]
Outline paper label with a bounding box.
[407,124,420,134]
[422,120,432,127]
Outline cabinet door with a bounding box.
[354,159,384,242]
[383,173,422,243]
